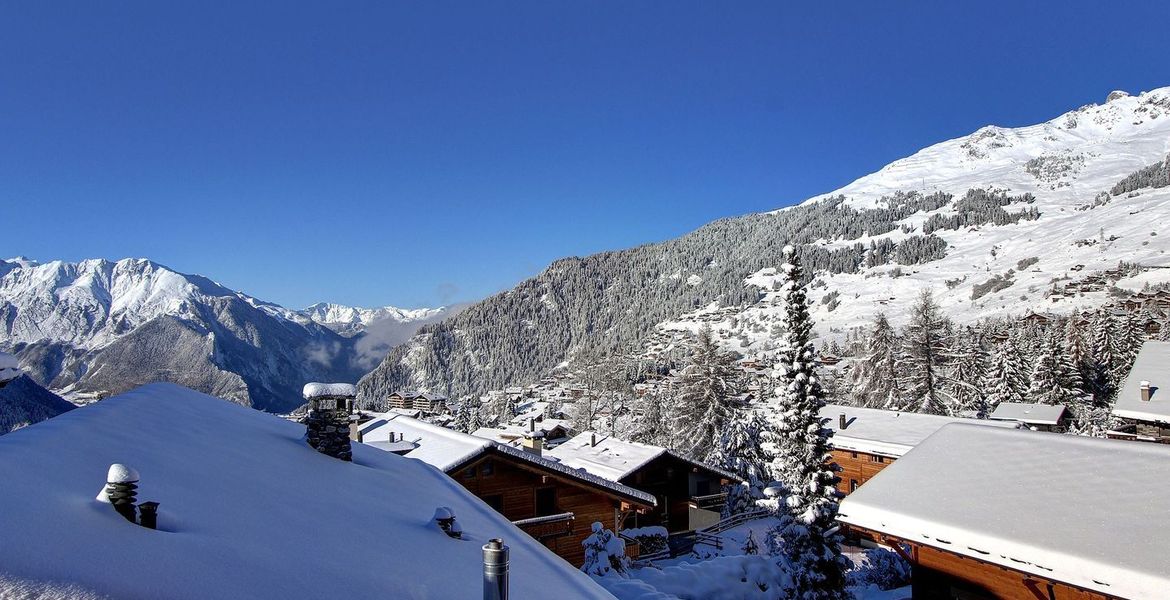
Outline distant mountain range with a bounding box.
[0,374,75,435]
[358,86,1170,403]
[0,257,453,412]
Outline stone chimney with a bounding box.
[839,413,847,430]
[1140,380,1152,402]
[522,432,544,457]
[303,383,357,461]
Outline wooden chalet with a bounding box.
[1108,340,1170,443]
[839,424,1170,600]
[821,404,1017,495]
[546,432,738,534]
[358,414,655,566]
[385,391,449,415]
[988,402,1070,432]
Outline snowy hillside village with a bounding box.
[3,88,1170,599]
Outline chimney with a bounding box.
[1140,380,1152,402]
[137,501,160,530]
[528,417,535,432]
[483,538,510,600]
[839,413,847,430]
[590,433,598,447]
[522,433,544,457]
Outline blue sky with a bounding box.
[4,1,1169,309]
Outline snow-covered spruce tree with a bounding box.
[1159,317,1170,342]
[985,336,1028,409]
[900,289,953,415]
[673,325,740,463]
[1064,318,1093,397]
[849,313,903,409]
[768,246,849,600]
[581,522,629,577]
[947,327,989,418]
[711,408,775,519]
[1117,311,1145,367]
[1027,333,1080,406]
[1088,311,1120,405]
[451,402,471,433]
[629,388,670,447]
[467,403,484,433]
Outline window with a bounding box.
[869,455,886,464]
[850,451,858,459]
[463,466,477,479]
[481,460,494,477]
[482,494,504,513]
[535,487,557,517]
[850,479,859,492]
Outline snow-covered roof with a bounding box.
[0,383,609,599]
[838,424,1170,599]
[301,382,356,399]
[363,414,493,471]
[1113,340,1170,423]
[364,415,656,506]
[988,402,1068,426]
[822,404,1017,457]
[546,431,738,483]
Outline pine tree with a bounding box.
[901,289,953,415]
[673,325,739,463]
[630,389,670,447]
[1064,318,1092,397]
[985,336,1027,409]
[1158,317,1170,342]
[948,328,989,418]
[1088,311,1120,405]
[849,313,903,410]
[1027,333,1080,405]
[767,246,848,600]
[467,403,484,433]
[452,402,471,433]
[711,408,774,518]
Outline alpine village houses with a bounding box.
[357,413,656,566]
[1108,340,1170,443]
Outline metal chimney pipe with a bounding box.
[138,501,160,530]
[483,538,509,600]
[1140,380,1152,402]
[839,413,847,430]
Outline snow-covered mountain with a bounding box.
[359,86,1170,402]
[0,258,373,412]
[300,302,451,337]
[0,374,75,435]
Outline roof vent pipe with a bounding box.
[839,413,847,430]
[483,538,509,600]
[590,433,597,447]
[1140,380,1152,402]
[103,464,140,523]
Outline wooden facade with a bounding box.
[831,448,892,496]
[850,527,1119,600]
[617,453,731,534]
[450,448,651,566]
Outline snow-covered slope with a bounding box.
[0,383,610,599]
[0,258,368,411]
[659,87,1170,352]
[0,374,75,435]
[361,86,1170,400]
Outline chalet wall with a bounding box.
[852,528,1119,600]
[618,454,726,533]
[831,449,892,496]
[455,454,627,566]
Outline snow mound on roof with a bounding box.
[0,383,610,599]
[838,423,1170,599]
[302,382,357,398]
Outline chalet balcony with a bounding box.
[512,511,575,542]
[688,492,727,511]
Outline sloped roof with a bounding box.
[1113,340,1170,423]
[838,424,1170,599]
[988,402,1068,426]
[546,431,739,483]
[821,404,1017,457]
[0,384,610,600]
[364,414,655,507]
